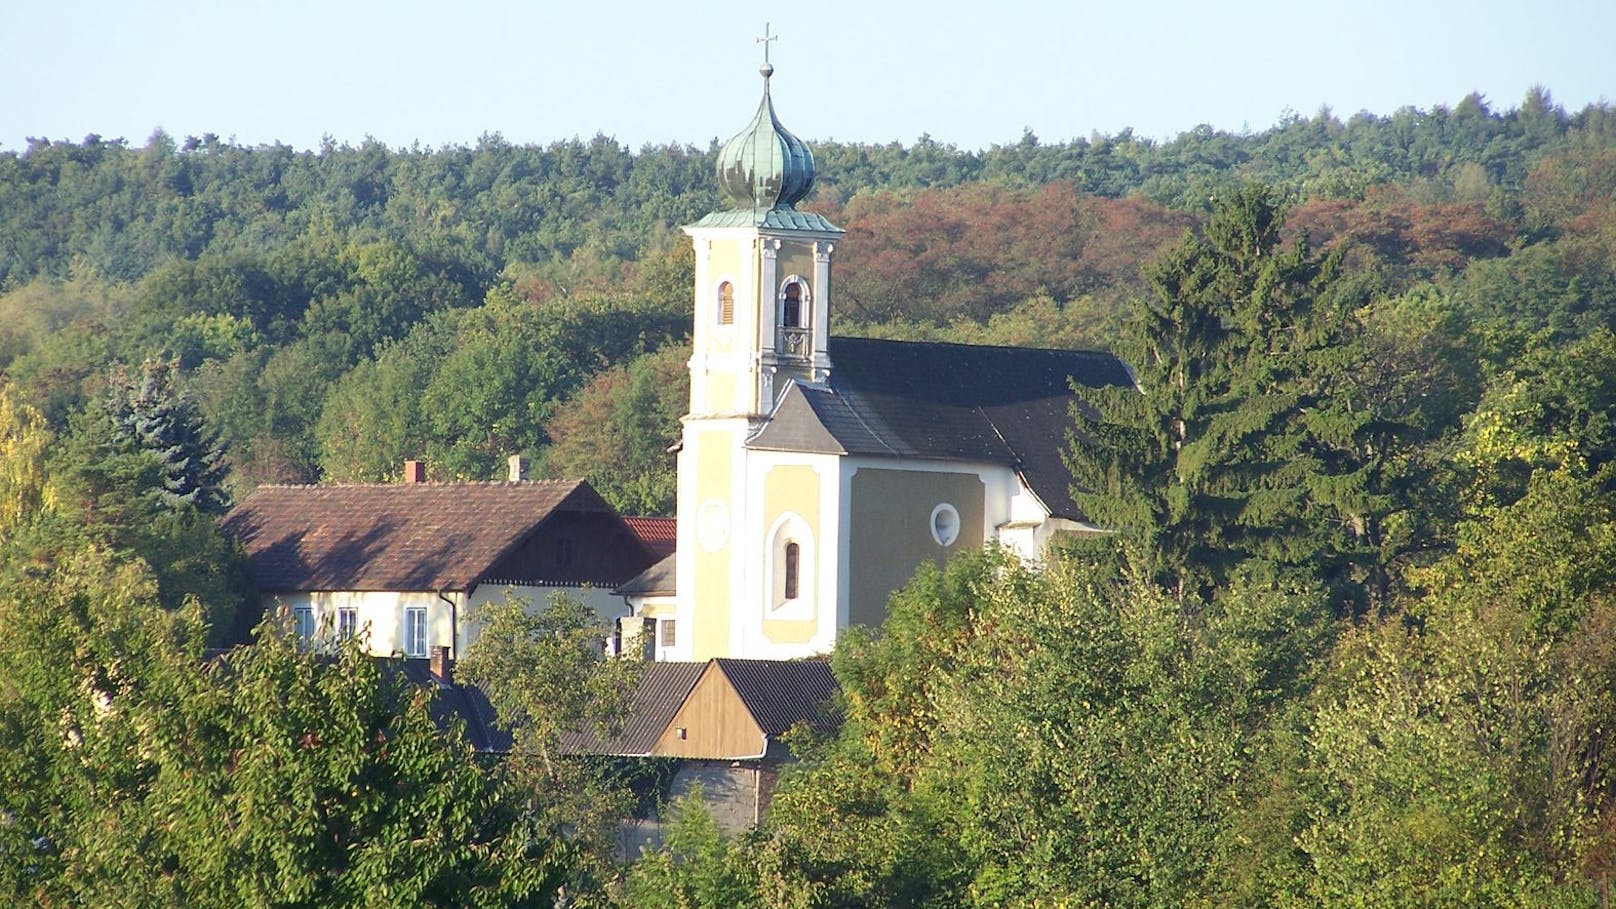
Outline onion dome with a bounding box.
[715,63,815,212]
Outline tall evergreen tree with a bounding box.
[1068,182,1392,604]
[94,357,230,514]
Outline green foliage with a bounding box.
[755,549,1334,908]
[0,379,55,534]
[458,591,642,898]
[1069,182,1394,603]
[3,86,1616,907]
[318,282,687,482]
[0,527,557,906]
[622,787,762,909]
[543,343,689,516]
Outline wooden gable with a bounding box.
[652,662,769,760]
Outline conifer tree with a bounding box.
[94,357,230,514]
[1068,182,1391,604]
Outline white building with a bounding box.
[620,61,1135,661]
[225,472,660,657]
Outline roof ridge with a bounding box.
[830,334,1119,359]
[249,478,587,491]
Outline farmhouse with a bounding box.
[223,466,658,658]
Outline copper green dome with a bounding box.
[716,65,815,211]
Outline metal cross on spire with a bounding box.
[757,22,777,66]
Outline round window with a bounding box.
[930,503,961,547]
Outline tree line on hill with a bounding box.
[2,87,1616,905]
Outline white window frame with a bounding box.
[337,607,358,641]
[293,605,315,643]
[766,512,814,619]
[404,606,428,658]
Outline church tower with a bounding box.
[671,47,844,660]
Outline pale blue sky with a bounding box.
[1,0,1610,153]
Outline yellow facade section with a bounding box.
[707,242,744,294]
[698,236,762,417]
[692,430,735,659]
[761,464,820,645]
[706,373,737,413]
[778,243,815,283]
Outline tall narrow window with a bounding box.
[405,606,427,658]
[293,605,315,643]
[782,281,803,327]
[338,607,358,640]
[784,541,800,600]
[659,618,677,649]
[718,281,734,325]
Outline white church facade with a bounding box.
[623,58,1135,661]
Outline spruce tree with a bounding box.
[1068,182,1392,605]
[95,357,230,515]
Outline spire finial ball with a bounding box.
[760,62,774,78]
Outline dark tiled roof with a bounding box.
[748,336,1134,520]
[614,552,677,597]
[222,480,602,592]
[382,659,511,754]
[715,658,840,738]
[560,661,707,756]
[623,517,677,560]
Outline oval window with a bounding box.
[931,503,960,547]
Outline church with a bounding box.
[620,55,1136,661]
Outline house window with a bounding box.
[293,605,314,643]
[405,606,428,658]
[784,542,800,600]
[337,607,358,641]
[659,618,677,649]
[718,281,734,325]
[553,537,575,569]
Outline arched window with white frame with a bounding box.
[767,513,814,618]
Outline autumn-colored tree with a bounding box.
[542,343,688,516]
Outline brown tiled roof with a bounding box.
[623,516,677,560]
[747,336,1134,521]
[222,480,605,592]
[715,658,840,737]
[560,661,707,756]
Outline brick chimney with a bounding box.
[430,645,453,684]
[507,454,527,482]
[403,460,426,484]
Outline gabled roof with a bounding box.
[746,336,1134,520]
[559,661,707,756]
[614,552,676,597]
[222,479,612,592]
[623,516,677,561]
[714,658,840,738]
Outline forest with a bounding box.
[3,85,1616,905]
